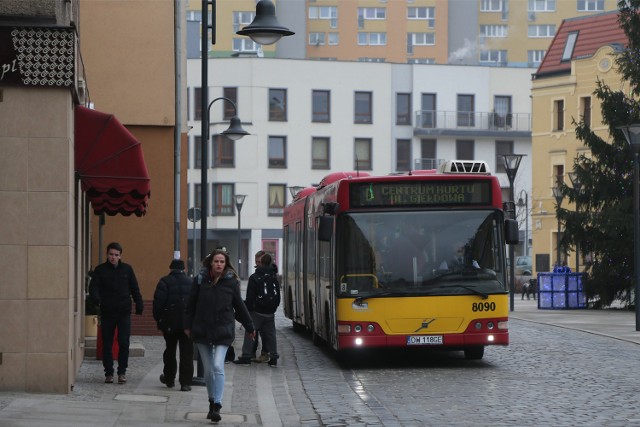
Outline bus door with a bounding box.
[295,220,305,325]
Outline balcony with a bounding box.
[414,110,531,138]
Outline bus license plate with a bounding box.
[407,335,443,345]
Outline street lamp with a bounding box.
[500,153,525,312]
[288,185,305,198]
[619,124,640,331]
[234,194,247,278]
[516,189,528,257]
[552,186,564,269]
[568,171,582,273]
[199,0,293,261]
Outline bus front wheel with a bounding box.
[464,346,484,360]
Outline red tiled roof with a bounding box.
[534,11,627,78]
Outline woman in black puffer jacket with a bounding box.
[184,249,255,422]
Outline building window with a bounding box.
[528,24,556,38]
[358,7,386,28]
[312,90,330,122]
[193,183,201,210]
[479,50,507,64]
[328,32,339,45]
[312,137,330,169]
[456,140,474,160]
[354,138,372,170]
[494,95,512,128]
[268,136,287,168]
[193,136,203,169]
[308,6,338,28]
[417,139,438,169]
[268,184,286,216]
[194,87,202,121]
[528,49,546,66]
[233,11,254,32]
[495,140,514,173]
[354,91,373,124]
[396,93,411,125]
[421,93,437,127]
[554,99,564,131]
[232,38,258,52]
[528,0,556,11]
[358,32,387,46]
[407,7,435,28]
[562,32,578,61]
[396,139,412,171]
[223,87,237,120]
[213,135,234,167]
[457,94,475,127]
[309,32,326,45]
[407,33,435,48]
[481,0,504,12]
[212,183,234,216]
[269,88,287,121]
[577,0,603,11]
[580,96,591,128]
[553,164,564,187]
[480,25,508,38]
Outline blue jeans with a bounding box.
[196,343,228,403]
[100,313,131,376]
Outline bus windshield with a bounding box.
[336,210,507,298]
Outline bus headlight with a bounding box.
[355,337,363,346]
[354,324,362,333]
[367,324,375,333]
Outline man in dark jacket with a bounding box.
[153,259,193,391]
[90,242,144,384]
[234,252,280,367]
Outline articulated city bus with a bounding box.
[282,160,519,360]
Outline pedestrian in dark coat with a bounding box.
[90,242,144,385]
[184,249,255,422]
[152,259,193,391]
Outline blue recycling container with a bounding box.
[537,267,586,309]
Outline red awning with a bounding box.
[74,105,151,216]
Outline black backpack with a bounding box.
[254,273,281,314]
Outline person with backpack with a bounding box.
[152,259,193,391]
[233,252,280,367]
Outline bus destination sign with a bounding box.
[349,181,492,208]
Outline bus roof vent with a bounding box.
[439,160,491,175]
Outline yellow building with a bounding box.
[188,0,618,66]
[530,11,626,274]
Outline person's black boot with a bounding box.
[210,402,222,422]
[207,399,215,420]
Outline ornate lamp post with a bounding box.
[234,194,247,278]
[552,186,564,269]
[199,0,294,260]
[619,124,640,331]
[500,154,524,312]
[516,189,528,257]
[568,172,582,273]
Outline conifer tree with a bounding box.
[559,0,640,307]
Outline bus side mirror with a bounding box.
[505,219,519,245]
[318,216,333,242]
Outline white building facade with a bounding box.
[186,57,534,276]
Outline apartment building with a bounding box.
[187,0,618,67]
[187,57,535,274]
[530,11,626,274]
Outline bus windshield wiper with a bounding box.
[427,284,489,299]
[354,290,402,305]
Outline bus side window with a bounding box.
[318,216,333,242]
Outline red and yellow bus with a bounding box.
[282,160,519,360]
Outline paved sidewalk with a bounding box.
[1,294,640,426]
